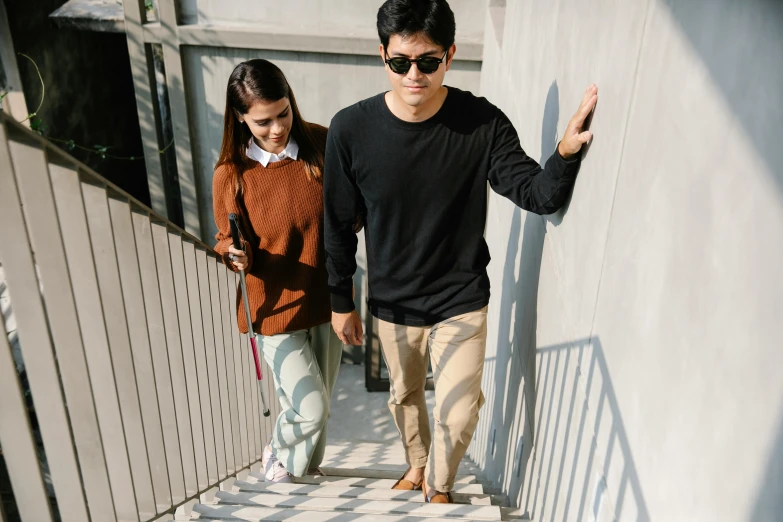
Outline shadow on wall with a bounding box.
[478,78,549,505]
[662,0,783,195]
[480,81,651,521]
[541,81,570,228]
[477,2,783,520]
[749,408,783,521]
[483,334,652,520]
[479,81,560,506]
[521,337,650,522]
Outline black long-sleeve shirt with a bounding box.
[324,86,580,326]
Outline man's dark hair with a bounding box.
[377,0,456,52]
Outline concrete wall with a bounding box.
[471,1,783,521]
[193,0,485,47]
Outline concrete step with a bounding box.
[326,441,407,451]
[186,435,497,520]
[248,471,485,493]
[324,444,405,457]
[323,443,480,469]
[320,446,481,468]
[320,456,481,473]
[212,490,502,520]
[193,504,498,521]
[320,465,479,482]
[500,507,530,521]
[322,444,408,458]
[234,478,492,505]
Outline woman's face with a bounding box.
[238,97,292,155]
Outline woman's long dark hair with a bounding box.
[215,59,323,194]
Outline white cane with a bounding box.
[229,213,271,417]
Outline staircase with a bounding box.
[0,113,528,521]
[174,440,527,521]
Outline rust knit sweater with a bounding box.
[213,126,331,336]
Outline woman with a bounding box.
[213,59,342,483]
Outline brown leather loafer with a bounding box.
[423,478,453,503]
[392,467,423,491]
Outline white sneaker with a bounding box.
[261,445,275,473]
[262,445,292,483]
[266,461,293,483]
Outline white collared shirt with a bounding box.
[247,136,299,166]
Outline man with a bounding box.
[323,0,597,504]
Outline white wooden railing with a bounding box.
[0,111,281,522]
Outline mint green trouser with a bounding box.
[256,322,342,476]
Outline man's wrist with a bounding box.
[557,141,573,159]
[556,141,580,163]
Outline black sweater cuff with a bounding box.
[549,148,581,182]
[556,147,581,166]
[330,292,356,313]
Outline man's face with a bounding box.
[380,33,454,108]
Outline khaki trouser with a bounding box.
[257,322,342,476]
[377,306,488,492]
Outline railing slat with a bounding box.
[228,271,250,467]
[50,164,139,522]
[109,195,172,513]
[209,259,236,474]
[183,241,219,484]
[218,263,243,471]
[83,181,157,519]
[0,314,54,522]
[132,210,186,504]
[150,222,198,497]
[0,124,100,522]
[198,250,228,479]
[168,232,209,491]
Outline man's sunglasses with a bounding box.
[384,51,448,75]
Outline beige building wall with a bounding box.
[472,1,783,521]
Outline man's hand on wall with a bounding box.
[557,84,598,159]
